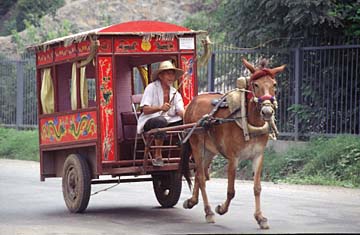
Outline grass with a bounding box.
[0,127,39,161]
[211,135,360,188]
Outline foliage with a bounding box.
[0,0,65,36]
[0,127,39,161]
[11,19,77,55]
[0,0,16,17]
[182,1,227,91]
[196,0,360,136]
[293,136,360,187]
[182,0,226,44]
[211,135,360,188]
[330,1,360,36]
[222,0,360,47]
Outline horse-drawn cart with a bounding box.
[31,20,206,212]
[31,20,287,230]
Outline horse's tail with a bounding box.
[179,140,192,190]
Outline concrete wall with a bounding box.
[266,140,307,153]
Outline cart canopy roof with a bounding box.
[30,20,206,50]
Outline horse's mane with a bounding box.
[257,58,269,69]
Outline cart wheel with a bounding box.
[62,154,91,213]
[152,171,182,208]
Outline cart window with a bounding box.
[83,63,96,108]
[133,66,148,94]
[56,63,72,112]
[40,68,54,114]
[87,78,96,106]
[71,63,77,110]
[69,62,96,110]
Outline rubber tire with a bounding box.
[62,154,91,213]
[152,171,182,208]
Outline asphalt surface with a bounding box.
[0,159,359,235]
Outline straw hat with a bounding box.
[151,60,184,81]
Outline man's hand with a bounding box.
[160,103,171,112]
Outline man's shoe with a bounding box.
[152,158,164,167]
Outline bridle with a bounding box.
[247,69,278,111]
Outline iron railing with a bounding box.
[198,42,360,140]
[0,55,37,129]
[1,41,359,140]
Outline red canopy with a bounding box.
[99,20,191,33]
[31,20,206,49]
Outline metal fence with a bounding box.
[0,55,37,129]
[198,41,360,140]
[1,41,360,139]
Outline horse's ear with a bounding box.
[242,58,256,73]
[270,64,287,75]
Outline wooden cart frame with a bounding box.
[31,21,206,212]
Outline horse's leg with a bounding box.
[183,173,200,209]
[185,161,215,223]
[192,146,216,223]
[252,155,269,229]
[198,161,216,223]
[215,157,237,215]
[183,143,214,211]
[204,152,214,181]
[183,139,202,210]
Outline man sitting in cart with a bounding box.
[137,60,185,167]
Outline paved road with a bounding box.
[0,159,359,235]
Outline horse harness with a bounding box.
[182,71,280,145]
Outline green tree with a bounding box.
[0,0,16,17]
[182,0,226,43]
[11,19,78,55]
[222,0,359,47]
[15,0,65,32]
[0,0,65,35]
[330,1,360,36]
[217,0,360,136]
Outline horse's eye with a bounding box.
[254,83,259,89]
[273,84,277,89]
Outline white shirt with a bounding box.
[137,80,184,134]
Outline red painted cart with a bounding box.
[31,21,206,212]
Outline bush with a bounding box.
[211,135,360,188]
[0,127,39,161]
[291,136,360,187]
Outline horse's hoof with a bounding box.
[258,218,270,229]
[183,199,195,209]
[205,214,216,223]
[215,204,226,215]
[183,200,190,209]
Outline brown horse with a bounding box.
[181,58,286,229]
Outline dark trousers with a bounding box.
[143,116,183,139]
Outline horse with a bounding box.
[180,58,286,229]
